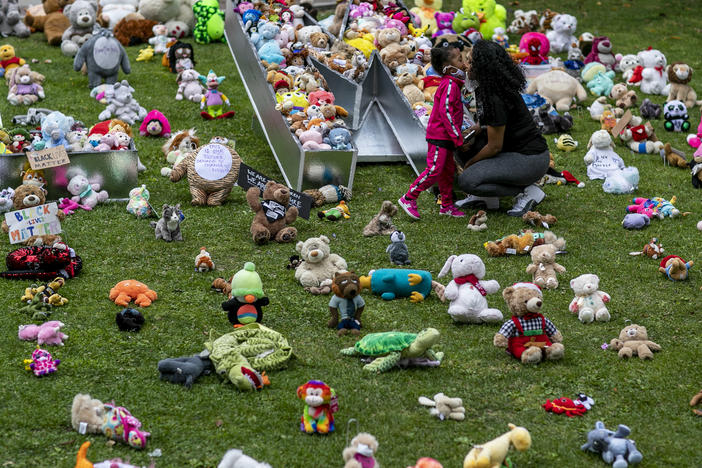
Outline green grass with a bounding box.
[2,0,702,466]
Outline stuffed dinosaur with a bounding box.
[192,0,225,44]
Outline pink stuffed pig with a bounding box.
[18,321,68,345]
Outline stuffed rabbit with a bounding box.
[438,254,503,323]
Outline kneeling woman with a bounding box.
[457,40,550,216]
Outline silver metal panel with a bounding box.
[224,1,357,191]
[0,150,138,201]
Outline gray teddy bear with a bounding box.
[73,28,130,89]
[61,0,100,57]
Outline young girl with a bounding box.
[398,45,466,220]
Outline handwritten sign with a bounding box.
[26,147,70,170]
[237,163,313,219]
[195,144,233,181]
[5,202,62,244]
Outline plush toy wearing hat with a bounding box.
[221,262,269,327]
[493,282,564,364]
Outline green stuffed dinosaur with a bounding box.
[193,0,225,45]
[204,323,293,391]
[19,295,53,322]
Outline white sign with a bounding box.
[5,202,62,244]
[194,144,232,181]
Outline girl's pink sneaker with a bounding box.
[398,196,420,220]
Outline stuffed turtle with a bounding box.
[340,328,443,373]
[204,323,293,391]
[193,0,225,44]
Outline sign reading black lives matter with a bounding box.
[237,163,313,219]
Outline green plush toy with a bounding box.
[19,295,53,322]
[340,328,444,373]
[193,0,225,45]
[204,323,293,391]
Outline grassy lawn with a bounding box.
[2,0,702,466]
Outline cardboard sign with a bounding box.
[237,163,313,219]
[194,144,233,181]
[26,147,70,170]
[5,202,62,244]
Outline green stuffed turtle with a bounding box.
[193,0,225,44]
[20,295,53,322]
[340,328,443,373]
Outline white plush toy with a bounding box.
[294,235,348,291]
[66,171,109,208]
[584,130,639,194]
[99,0,139,29]
[636,48,670,95]
[137,0,196,36]
[438,253,502,324]
[218,449,272,468]
[546,14,577,53]
[0,187,15,213]
[568,273,611,323]
[619,54,641,82]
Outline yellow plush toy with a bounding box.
[410,0,443,34]
[464,423,531,468]
[22,277,68,306]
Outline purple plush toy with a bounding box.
[432,12,456,38]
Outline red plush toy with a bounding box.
[522,38,548,65]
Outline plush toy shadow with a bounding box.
[157,354,213,389]
[116,308,145,332]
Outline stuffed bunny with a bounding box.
[438,254,502,323]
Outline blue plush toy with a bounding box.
[33,111,73,150]
[242,9,263,32]
[587,70,616,96]
[323,127,352,150]
[359,269,435,302]
[251,21,285,66]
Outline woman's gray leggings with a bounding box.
[457,150,550,197]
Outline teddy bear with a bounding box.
[137,0,195,37]
[246,180,298,245]
[23,0,72,45]
[362,200,397,237]
[342,432,379,468]
[113,15,158,47]
[67,171,109,208]
[526,244,565,289]
[659,254,693,281]
[494,282,564,364]
[375,26,401,49]
[568,273,611,323]
[618,54,640,82]
[609,324,661,360]
[328,271,365,336]
[432,11,455,37]
[396,71,424,106]
[18,321,68,345]
[98,80,146,125]
[99,0,140,29]
[170,142,241,206]
[324,126,353,150]
[526,70,587,112]
[545,13,577,53]
[507,9,539,35]
[71,393,105,434]
[295,235,347,291]
[634,48,670,96]
[467,210,488,231]
[438,253,502,324]
[7,64,46,106]
[583,36,619,71]
[73,29,131,89]
[60,0,100,57]
[610,83,637,109]
[1,185,67,245]
[667,62,702,108]
[379,42,409,69]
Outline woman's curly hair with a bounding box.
[469,40,526,119]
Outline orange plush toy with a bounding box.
[109,280,158,307]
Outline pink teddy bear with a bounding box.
[18,321,68,345]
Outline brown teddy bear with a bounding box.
[375,27,401,49]
[609,324,661,360]
[362,200,398,237]
[309,32,329,51]
[328,271,365,336]
[663,143,688,169]
[1,184,65,245]
[113,16,158,47]
[246,180,298,244]
[610,83,637,109]
[485,231,534,257]
[525,244,566,289]
[379,42,409,69]
[24,0,73,45]
[169,143,242,206]
[494,282,564,364]
[522,211,557,228]
[396,72,424,106]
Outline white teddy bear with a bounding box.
[546,14,577,53]
[294,235,347,291]
[568,273,611,323]
[99,0,139,30]
[66,172,109,209]
[637,48,670,95]
[437,253,502,324]
[137,0,196,37]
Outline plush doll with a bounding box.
[618,117,663,154]
[251,20,284,65]
[0,0,31,38]
[386,230,411,265]
[609,324,661,360]
[581,421,643,467]
[343,433,379,468]
[619,53,640,81]
[545,13,577,53]
[160,128,199,176]
[526,70,587,112]
[0,187,15,213]
[667,62,702,108]
[462,0,505,39]
[101,401,150,448]
[295,235,347,292]
[568,274,610,323]
[634,48,669,95]
[327,271,365,336]
[170,142,241,206]
[360,269,443,302]
[73,29,131,89]
[101,0,140,29]
[24,348,60,376]
[610,83,637,110]
[246,180,298,245]
[98,80,146,125]
[218,449,272,468]
[75,441,154,468]
[521,37,547,65]
[432,11,454,38]
[466,210,488,231]
[150,203,183,241]
[221,262,269,326]
[362,200,397,236]
[8,128,31,153]
[318,200,350,221]
[586,69,616,97]
[199,69,235,119]
[166,40,195,73]
[584,130,629,179]
[639,98,661,120]
[526,244,565,290]
[22,277,68,306]
[192,0,224,44]
[60,0,100,56]
[629,237,664,259]
[109,279,158,307]
[340,328,443,372]
[1,185,68,246]
[147,23,172,53]
[175,68,204,102]
[194,246,214,272]
[135,45,153,61]
[494,282,564,364]
[18,320,68,345]
[158,353,212,388]
[23,0,71,46]
[531,107,574,135]
[507,9,539,35]
[438,253,502,323]
[20,294,53,321]
[463,424,531,468]
[659,255,693,281]
[297,380,337,434]
[689,148,702,188]
[7,65,45,106]
[622,213,650,230]
[67,171,109,208]
[627,196,679,219]
[34,110,72,149]
[518,31,549,56]
[663,100,690,132]
[116,308,144,331]
[139,109,170,137]
[323,126,353,150]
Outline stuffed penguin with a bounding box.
[386,231,411,265]
[221,262,269,326]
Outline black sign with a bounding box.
[237,163,313,219]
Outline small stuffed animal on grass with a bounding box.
[659,255,693,281]
[318,200,350,221]
[157,353,212,389]
[218,449,272,468]
[629,237,664,259]
[150,203,183,242]
[297,380,338,434]
[116,308,145,332]
[463,423,531,468]
[221,262,269,327]
[609,324,661,360]
[139,109,171,137]
[24,348,60,376]
[247,181,298,244]
[526,244,566,289]
[195,247,214,272]
[418,393,465,421]
[199,70,235,119]
[18,321,68,345]
[362,200,397,236]
[328,271,365,336]
[568,274,610,323]
[387,230,411,265]
[581,421,643,467]
[342,433,379,468]
[467,210,487,231]
[109,280,158,307]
